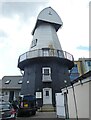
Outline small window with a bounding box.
[46,91,49,96]
[5,80,11,84]
[44,69,49,75]
[74,64,77,67]
[87,61,91,66]
[2,91,4,96]
[18,80,23,84]
[36,92,42,98]
[42,67,51,75]
[31,39,37,48]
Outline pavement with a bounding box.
[17,112,65,119]
[31,112,57,118]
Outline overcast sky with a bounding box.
[0,0,90,79]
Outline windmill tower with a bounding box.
[18,7,74,110]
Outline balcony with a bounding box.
[18,48,74,62]
[18,48,74,69]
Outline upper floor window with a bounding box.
[42,67,52,82]
[70,64,79,81]
[31,39,37,48]
[87,61,91,66]
[42,67,51,75]
[71,64,78,73]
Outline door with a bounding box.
[43,88,52,104]
[9,91,14,102]
[55,93,65,117]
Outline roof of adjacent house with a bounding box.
[1,76,23,90]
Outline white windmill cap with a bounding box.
[32,7,63,35]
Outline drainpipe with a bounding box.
[64,80,69,120]
[64,90,69,120]
[71,83,78,120]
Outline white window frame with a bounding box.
[42,67,52,82]
[36,92,42,99]
[42,67,51,75]
[31,39,37,48]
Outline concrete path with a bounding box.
[31,112,57,118]
[17,112,65,119]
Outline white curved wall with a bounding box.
[67,81,90,118]
[30,22,62,51]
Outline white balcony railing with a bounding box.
[18,48,74,63]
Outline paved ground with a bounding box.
[30,112,57,118]
[17,112,64,119]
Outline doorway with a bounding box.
[43,88,52,104]
[9,91,14,102]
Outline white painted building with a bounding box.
[62,71,91,119]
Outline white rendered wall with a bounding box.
[67,88,76,118]
[67,81,89,118]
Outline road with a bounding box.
[16,112,64,120]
